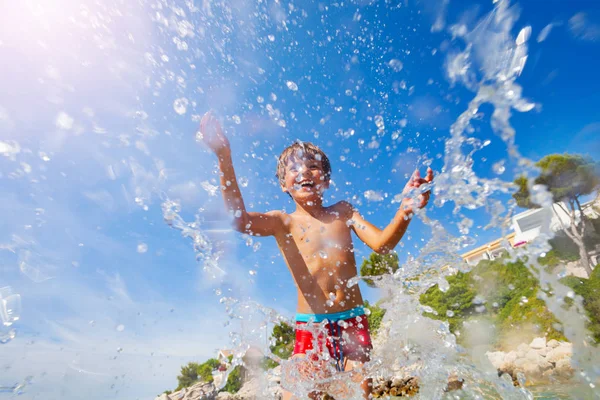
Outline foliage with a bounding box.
[175,358,221,391]
[419,258,566,344]
[270,321,295,359]
[419,272,477,333]
[513,154,600,208]
[364,300,386,335]
[561,265,600,343]
[263,321,295,369]
[360,252,399,287]
[221,365,243,393]
[198,358,220,383]
[538,234,580,268]
[176,362,201,391]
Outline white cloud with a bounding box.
[569,12,600,42]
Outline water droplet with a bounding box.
[319,250,328,259]
[232,115,241,124]
[267,34,275,42]
[137,243,148,253]
[234,210,242,218]
[492,161,505,175]
[117,347,123,353]
[286,81,298,91]
[325,299,334,307]
[239,177,249,187]
[388,59,403,72]
[257,96,264,103]
[116,324,125,332]
[516,26,531,46]
[446,310,455,317]
[173,98,188,115]
[56,112,74,130]
[252,242,261,252]
[364,190,384,202]
[249,270,257,276]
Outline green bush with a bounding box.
[419,271,477,333]
[221,365,242,393]
[561,265,600,343]
[538,234,580,268]
[360,252,399,287]
[364,300,386,335]
[419,259,566,344]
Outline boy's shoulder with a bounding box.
[327,200,355,219]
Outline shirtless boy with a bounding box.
[198,111,433,399]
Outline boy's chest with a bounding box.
[286,217,354,256]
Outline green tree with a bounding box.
[561,265,600,343]
[419,271,477,333]
[176,362,201,391]
[270,321,295,359]
[513,154,600,276]
[221,365,243,393]
[364,300,386,335]
[197,358,220,383]
[360,252,400,287]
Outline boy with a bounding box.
[198,112,433,399]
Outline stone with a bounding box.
[486,351,505,369]
[504,351,518,365]
[547,339,560,348]
[546,344,573,364]
[525,349,543,363]
[234,379,260,400]
[555,358,574,377]
[216,393,234,400]
[517,343,529,357]
[529,337,546,349]
[536,346,550,357]
[521,362,542,378]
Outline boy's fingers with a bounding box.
[426,167,434,182]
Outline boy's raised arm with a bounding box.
[198,112,284,237]
[348,168,433,254]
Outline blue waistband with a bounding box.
[295,306,365,323]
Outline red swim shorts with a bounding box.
[293,315,372,369]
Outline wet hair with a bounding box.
[275,141,331,187]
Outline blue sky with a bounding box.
[0,0,599,398]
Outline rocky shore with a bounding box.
[486,337,574,384]
[156,337,574,400]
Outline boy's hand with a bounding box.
[197,111,230,154]
[400,167,434,212]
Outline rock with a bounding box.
[529,337,546,349]
[160,382,216,400]
[555,359,574,378]
[504,351,518,365]
[516,343,529,357]
[371,376,419,398]
[546,344,573,364]
[486,351,505,369]
[233,379,260,400]
[216,393,234,400]
[547,339,560,348]
[525,349,543,363]
[445,375,464,392]
[535,347,550,357]
[521,362,541,377]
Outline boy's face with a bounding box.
[281,155,329,201]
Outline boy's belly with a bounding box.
[295,263,364,314]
